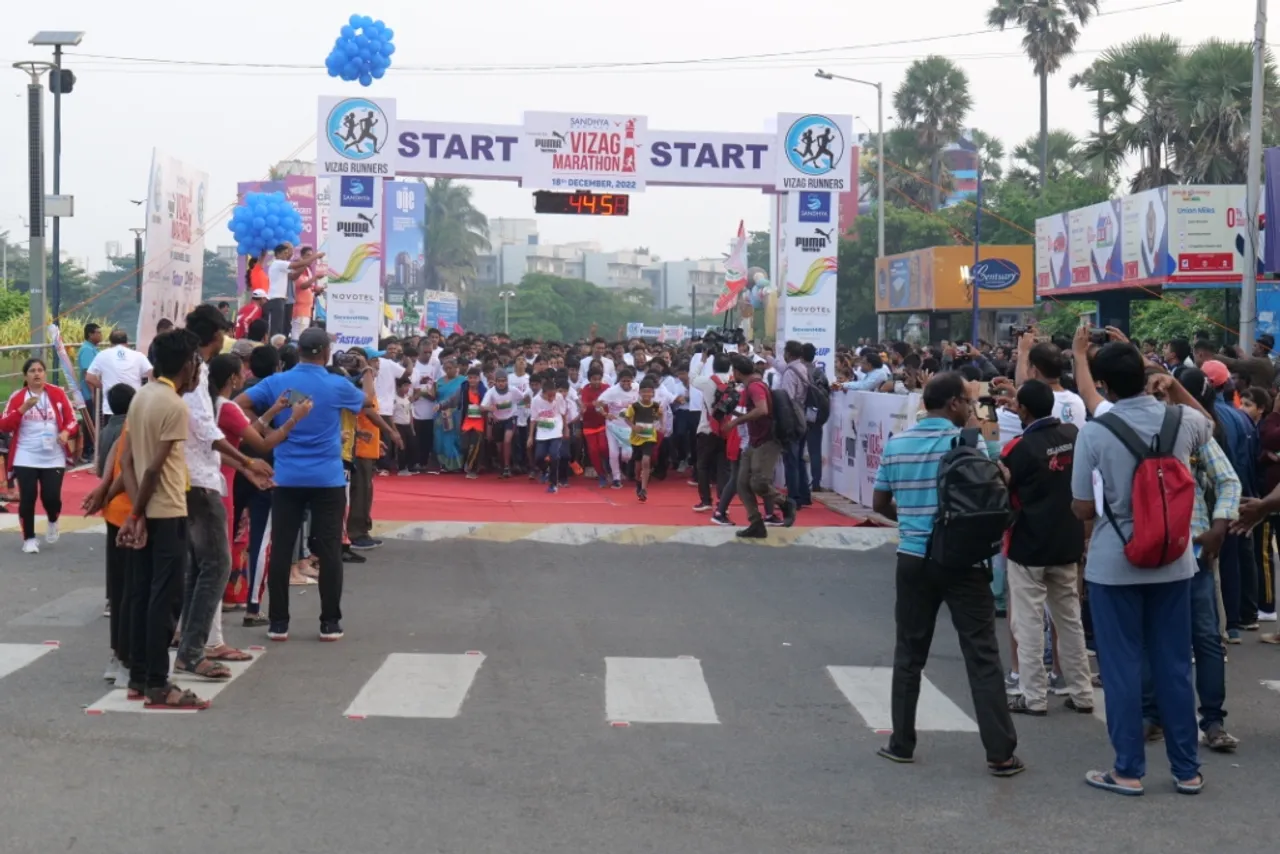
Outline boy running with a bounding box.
[625,378,663,502]
[481,371,520,478]
[528,373,569,494]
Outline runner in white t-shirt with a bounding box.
[86,332,153,415]
[481,373,522,478]
[596,369,639,488]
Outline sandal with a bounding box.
[205,645,253,662]
[988,756,1026,778]
[174,658,232,682]
[1260,633,1280,644]
[1085,769,1144,796]
[144,683,211,710]
[289,571,318,586]
[126,682,145,702]
[1174,774,1205,795]
[242,613,270,628]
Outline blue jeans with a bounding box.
[1142,562,1227,731]
[806,425,823,492]
[533,438,563,486]
[783,439,806,505]
[1089,577,1199,782]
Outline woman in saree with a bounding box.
[432,359,465,472]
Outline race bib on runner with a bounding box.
[634,423,656,440]
[467,404,482,418]
[537,418,556,431]
[40,422,56,451]
[497,400,513,412]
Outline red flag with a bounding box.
[714,220,749,315]
[452,322,464,335]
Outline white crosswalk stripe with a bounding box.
[85,650,266,714]
[0,643,57,679]
[828,665,979,732]
[344,652,486,719]
[605,656,720,724]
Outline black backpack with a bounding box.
[805,372,831,427]
[928,428,1013,568]
[770,385,805,444]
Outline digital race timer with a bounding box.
[533,191,630,216]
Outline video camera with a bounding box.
[702,326,746,352]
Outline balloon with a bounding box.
[266,215,279,227]
[229,192,304,259]
[326,16,395,86]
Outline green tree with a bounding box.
[987,0,1100,189]
[893,56,973,211]
[202,250,237,301]
[88,256,144,333]
[1006,130,1088,189]
[1130,290,1227,342]
[423,178,491,295]
[837,205,959,343]
[2,243,93,316]
[946,172,1114,246]
[969,129,1007,181]
[747,230,771,270]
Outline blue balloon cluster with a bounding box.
[227,192,303,258]
[325,15,395,87]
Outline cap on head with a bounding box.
[363,347,385,359]
[251,289,268,299]
[1202,359,1230,388]
[297,327,331,356]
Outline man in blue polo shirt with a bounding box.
[871,371,1021,777]
[235,327,373,643]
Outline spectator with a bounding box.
[1071,342,1208,796]
[86,329,152,424]
[724,354,796,539]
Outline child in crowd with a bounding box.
[458,366,487,480]
[625,378,663,502]
[528,372,569,494]
[393,378,415,476]
[596,367,639,489]
[579,364,610,486]
[481,370,521,478]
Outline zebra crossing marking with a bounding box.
[605,656,720,725]
[343,652,486,719]
[827,665,979,732]
[84,650,265,714]
[0,643,57,680]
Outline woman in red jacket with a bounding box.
[1,358,78,554]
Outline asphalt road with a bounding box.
[1,530,1278,854]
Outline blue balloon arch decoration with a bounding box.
[227,191,303,258]
[325,15,396,87]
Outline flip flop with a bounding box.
[205,645,253,662]
[988,756,1026,778]
[1085,769,1144,796]
[1259,633,1280,644]
[1174,774,1205,795]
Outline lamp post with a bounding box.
[498,288,516,334]
[31,31,84,323]
[129,227,145,304]
[13,60,56,353]
[814,70,884,262]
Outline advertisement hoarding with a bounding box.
[521,112,646,192]
[875,246,1034,312]
[139,149,209,351]
[324,175,383,348]
[774,113,856,192]
[1036,184,1263,294]
[778,190,837,374]
[422,289,459,333]
[381,180,426,296]
[318,96,398,177]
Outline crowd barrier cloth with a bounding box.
[822,390,924,507]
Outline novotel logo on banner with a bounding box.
[972,258,1021,291]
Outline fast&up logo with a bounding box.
[798,191,831,223]
[340,177,374,208]
[972,258,1021,291]
[326,98,388,161]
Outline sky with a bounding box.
[0,0,1262,275]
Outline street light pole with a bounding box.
[1241,0,1267,346]
[130,228,146,304]
[14,61,55,354]
[498,288,516,334]
[815,70,884,261]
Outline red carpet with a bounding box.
[47,469,866,527]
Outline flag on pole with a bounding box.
[714,221,749,315]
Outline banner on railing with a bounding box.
[47,325,87,411]
[824,389,923,507]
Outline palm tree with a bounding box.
[1007,130,1087,188]
[861,127,953,211]
[1169,39,1279,184]
[422,178,491,295]
[968,129,1006,181]
[892,56,973,211]
[987,0,1100,190]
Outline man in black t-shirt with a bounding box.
[1001,380,1094,717]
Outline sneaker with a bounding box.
[114,665,132,688]
[376,470,390,477]
[638,488,648,503]
[1005,670,1021,695]
[692,503,713,512]
[342,548,367,564]
[45,522,59,544]
[1063,697,1095,714]
[319,621,344,642]
[780,499,797,528]
[611,480,622,490]
[466,472,479,480]
[1007,694,1047,716]
[1048,672,1069,696]
[350,536,381,551]
[267,621,290,642]
[736,521,767,539]
[1227,629,1242,644]
[21,539,38,554]
[104,656,120,681]
[546,485,559,494]
[1204,723,1240,752]
[764,513,785,527]
[1260,611,1278,622]
[598,476,608,489]
[710,512,733,527]
[242,613,270,628]
[502,468,512,479]
[1242,621,1261,631]
[103,599,111,618]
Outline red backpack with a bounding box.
[1096,407,1196,568]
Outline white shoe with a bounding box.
[1260,611,1278,622]
[104,657,120,681]
[45,522,59,545]
[114,665,131,688]
[22,539,39,554]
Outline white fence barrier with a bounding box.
[823,390,923,507]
